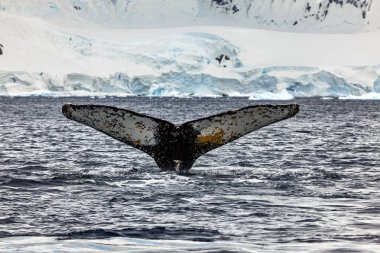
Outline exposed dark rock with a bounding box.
[215,54,224,64]
[211,0,240,14]
[306,2,311,12]
[215,54,231,66]
[232,4,239,13]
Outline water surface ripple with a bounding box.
[0,97,379,252]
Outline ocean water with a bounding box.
[0,96,379,253]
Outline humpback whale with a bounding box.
[62,103,299,172]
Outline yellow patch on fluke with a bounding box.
[197,129,225,145]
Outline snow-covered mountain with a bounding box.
[1,0,379,32]
[0,0,380,99]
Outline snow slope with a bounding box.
[0,0,379,32]
[0,1,380,98]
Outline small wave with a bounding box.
[318,192,365,199]
[266,172,302,181]
[275,182,299,191]
[356,207,380,214]
[0,232,11,237]
[17,165,48,171]
[332,234,380,243]
[1,178,50,188]
[312,169,344,180]
[58,227,226,242]
[317,248,369,253]
[0,217,18,225]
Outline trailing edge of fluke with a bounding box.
[62,103,299,172]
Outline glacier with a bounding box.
[1,64,379,99]
[1,29,380,99]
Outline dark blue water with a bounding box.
[0,97,379,252]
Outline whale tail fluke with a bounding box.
[183,104,299,156]
[62,103,299,172]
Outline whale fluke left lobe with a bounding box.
[62,104,175,158]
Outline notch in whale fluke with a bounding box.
[62,103,299,172]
